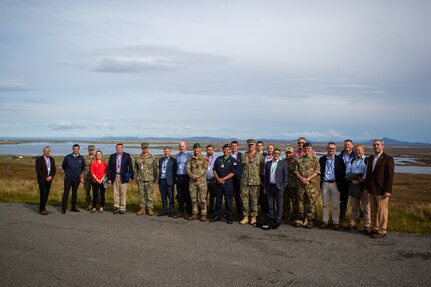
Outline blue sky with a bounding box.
[1,0,430,142]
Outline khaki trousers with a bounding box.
[349,192,371,228]
[321,181,340,224]
[370,193,389,234]
[113,174,128,211]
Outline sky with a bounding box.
[1,0,430,142]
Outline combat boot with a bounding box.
[240,216,249,225]
[250,216,257,225]
[136,208,146,216]
[147,209,154,216]
[188,214,198,221]
[201,215,207,222]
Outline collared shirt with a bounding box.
[206,154,216,180]
[346,155,367,179]
[160,157,169,179]
[264,155,273,164]
[44,155,51,174]
[372,152,383,172]
[270,159,279,184]
[341,151,354,165]
[176,152,192,175]
[323,155,335,181]
[116,153,122,173]
[230,151,239,160]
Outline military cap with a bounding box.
[141,142,149,148]
[285,146,294,153]
[303,142,312,148]
[88,145,95,150]
[247,139,256,145]
[222,143,231,149]
[192,143,201,149]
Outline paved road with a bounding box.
[0,202,430,286]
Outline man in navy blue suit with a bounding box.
[158,146,177,217]
[107,143,134,214]
[263,148,288,228]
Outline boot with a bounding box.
[240,216,249,225]
[201,215,207,222]
[250,216,257,225]
[86,205,92,211]
[136,208,146,215]
[188,214,198,221]
[147,209,154,216]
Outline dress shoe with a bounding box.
[157,213,167,217]
[71,209,80,212]
[262,225,270,230]
[332,224,340,230]
[226,219,233,224]
[320,223,329,229]
[119,210,125,215]
[210,216,221,222]
[174,213,184,219]
[363,227,372,235]
[371,232,387,239]
[239,216,249,225]
[200,215,207,222]
[136,208,146,216]
[250,216,257,225]
[40,211,48,216]
[113,209,119,214]
[61,210,66,214]
[168,213,173,217]
[90,208,96,214]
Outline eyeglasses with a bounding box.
[298,142,305,144]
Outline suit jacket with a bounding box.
[35,156,56,184]
[365,152,394,195]
[264,160,288,192]
[158,156,177,186]
[319,154,346,192]
[107,152,134,184]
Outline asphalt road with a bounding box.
[0,202,430,287]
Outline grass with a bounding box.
[1,155,430,234]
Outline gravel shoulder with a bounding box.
[0,202,430,286]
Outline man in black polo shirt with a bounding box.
[211,144,239,224]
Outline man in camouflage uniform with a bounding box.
[283,146,298,224]
[239,139,264,225]
[135,142,158,216]
[294,142,321,228]
[84,145,96,210]
[186,143,209,222]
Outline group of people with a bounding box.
[35,137,394,239]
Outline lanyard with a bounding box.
[271,159,279,174]
[326,156,334,173]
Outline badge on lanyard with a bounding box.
[221,164,224,168]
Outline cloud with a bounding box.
[48,122,86,130]
[0,80,30,92]
[92,45,228,73]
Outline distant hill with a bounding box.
[365,137,430,146]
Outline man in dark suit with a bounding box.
[319,142,346,230]
[230,140,243,218]
[107,143,134,214]
[35,146,56,215]
[158,146,177,217]
[365,139,394,238]
[263,148,288,228]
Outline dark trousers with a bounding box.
[62,180,80,211]
[38,181,52,212]
[214,184,233,220]
[159,179,174,215]
[176,174,191,215]
[233,176,242,216]
[340,187,349,220]
[207,179,217,215]
[91,182,105,208]
[259,185,269,214]
[267,184,283,226]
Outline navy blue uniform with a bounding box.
[213,155,238,220]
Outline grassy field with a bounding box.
[1,155,430,234]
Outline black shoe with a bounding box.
[262,224,270,230]
[227,219,233,224]
[113,209,119,214]
[210,216,221,222]
[71,209,80,212]
[119,210,125,215]
[158,213,167,217]
[168,213,174,217]
[61,210,66,214]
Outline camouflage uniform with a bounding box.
[135,153,158,209]
[284,157,299,220]
[84,154,96,207]
[186,154,208,216]
[240,151,264,217]
[295,154,321,222]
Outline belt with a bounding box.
[324,180,335,183]
[207,178,216,181]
